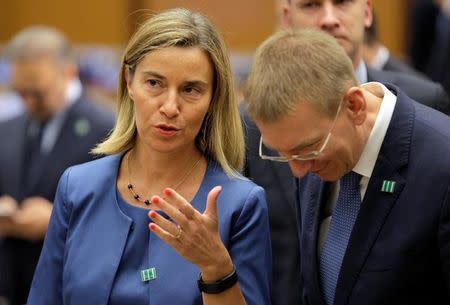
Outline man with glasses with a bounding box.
[244,28,450,305]
[258,100,342,163]
[243,2,450,304]
[0,26,115,305]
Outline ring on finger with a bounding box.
[174,224,183,240]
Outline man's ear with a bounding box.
[364,0,374,28]
[344,86,367,125]
[281,2,293,29]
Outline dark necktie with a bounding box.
[319,171,362,305]
[23,121,45,195]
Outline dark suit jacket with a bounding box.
[242,107,301,305]
[295,84,450,305]
[381,56,427,79]
[242,69,450,305]
[0,95,115,305]
[367,67,450,115]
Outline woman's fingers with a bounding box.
[203,186,222,221]
[150,195,189,228]
[149,222,180,246]
[163,188,197,219]
[148,210,179,237]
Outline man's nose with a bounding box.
[319,2,340,31]
[288,159,313,178]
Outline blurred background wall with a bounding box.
[0,0,412,55]
[0,0,416,106]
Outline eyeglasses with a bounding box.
[259,100,343,162]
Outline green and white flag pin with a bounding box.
[381,180,396,193]
[140,267,157,282]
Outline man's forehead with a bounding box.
[256,114,325,152]
[11,59,57,86]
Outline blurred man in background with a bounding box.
[362,11,425,77]
[0,26,115,305]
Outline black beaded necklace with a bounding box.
[126,151,202,206]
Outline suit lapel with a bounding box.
[300,175,328,305]
[269,161,296,203]
[30,99,82,192]
[334,85,413,305]
[14,116,28,199]
[334,159,406,305]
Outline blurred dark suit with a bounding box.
[367,67,450,115]
[0,95,114,305]
[382,56,424,76]
[242,108,301,305]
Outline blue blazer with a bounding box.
[295,84,450,305]
[27,154,272,305]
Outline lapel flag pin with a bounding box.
[73,118,91,137]
[381,180,396,193]
[140,267,157,282]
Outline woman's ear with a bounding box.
[125,67,134,100]
[344,86,367,125]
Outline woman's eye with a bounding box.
[147,79,159,87]
[184,86,201,95]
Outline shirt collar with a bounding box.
[65,78,82,107]
[355,60,368,84]
[371,46,390,70]
[39,78,82,153]
[353,82,396,179]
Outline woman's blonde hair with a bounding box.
[93,8,244,175]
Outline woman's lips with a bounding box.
[155,124,180,137]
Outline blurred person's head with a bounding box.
[94,8,244,175]
[281,0,373,68]
[244,29,368,181]
[6,26,78,122]
[361,10,381,65]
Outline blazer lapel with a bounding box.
[66,154,133,305]
[334,84,413,305]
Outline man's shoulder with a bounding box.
[383,57,427,79]
[367,67,449,114]
[69,95,116,128]
[0,113,26,136]
[368,68,438,91]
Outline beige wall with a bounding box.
[0,0,129,45]
[373,0,409,58]
[0,0,276,51]
[139,0,277,51]
[0,0,410,55]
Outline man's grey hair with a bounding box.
[5,25,74,62]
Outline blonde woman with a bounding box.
[27,8,271,305]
